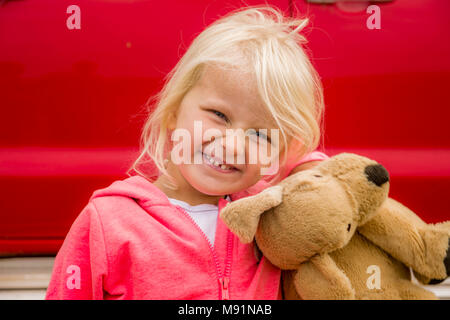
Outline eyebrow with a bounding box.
[199,100,232,111]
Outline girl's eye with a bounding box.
[211,110,228,122]
[248,129,271,143]
[255,130,270,142]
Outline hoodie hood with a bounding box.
[89,175,171,207]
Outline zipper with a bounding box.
[174,206,233,300]
[219,276,230,300]
[218,229,233,300]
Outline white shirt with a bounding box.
[168,198,220,246]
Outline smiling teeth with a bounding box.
[204,154,232,170]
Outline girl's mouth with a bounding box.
[202,152,239,173]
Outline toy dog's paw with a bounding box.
[428,238,450,285]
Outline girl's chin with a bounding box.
[188,177,250,196]
[189,182,240,196]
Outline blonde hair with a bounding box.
[129,5,325,184]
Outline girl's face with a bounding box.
[168,65,281,196]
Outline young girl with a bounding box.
[45,6,328,300]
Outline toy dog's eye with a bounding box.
[347,224,351,232]
[313,174,322,178]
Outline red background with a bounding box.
[0,0,449,255]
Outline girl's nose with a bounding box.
[222,130,246,164]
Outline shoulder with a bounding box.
[87,175,171,228]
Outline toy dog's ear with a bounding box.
[220,186,283,243]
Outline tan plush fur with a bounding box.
[220,153,450,300]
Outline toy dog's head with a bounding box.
[220,153,390,269]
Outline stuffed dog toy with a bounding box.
[220,153,450,299]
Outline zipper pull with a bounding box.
[219,277,230,300]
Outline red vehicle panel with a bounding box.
[0,0,449,256]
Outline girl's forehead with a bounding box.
[198,64,255,93]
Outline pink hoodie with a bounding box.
[45,151,328,300]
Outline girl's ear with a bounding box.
[220,185,283,243]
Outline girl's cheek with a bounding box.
[246,138,277,166]
[243,164,263,183]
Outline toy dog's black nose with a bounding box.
[365,164,389,186]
